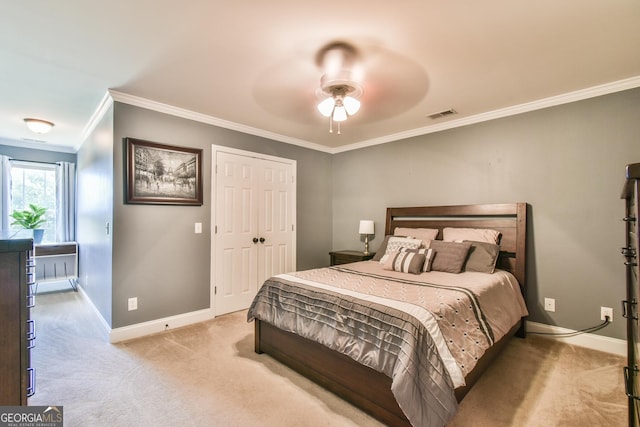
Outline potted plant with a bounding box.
[10,204,48,243]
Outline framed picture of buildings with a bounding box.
[124,137,203,205]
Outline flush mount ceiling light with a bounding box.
[316,42,363,134]
[24,118,55,134]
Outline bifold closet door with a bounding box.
[214,151,295,316]
[256,159,295,286]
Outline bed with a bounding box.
[247,203,528,427]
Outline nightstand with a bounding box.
[329,250,376,266]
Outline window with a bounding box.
[9,162,57,243]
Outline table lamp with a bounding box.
[359,220,375,255]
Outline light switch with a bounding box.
[195,222,202,234]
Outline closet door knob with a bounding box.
[252,238,259,244]
[259,237,265,243]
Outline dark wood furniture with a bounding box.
[0,235,35,405]
[254,203,528,426]
[329,250,375,266]
[622,163,640,427]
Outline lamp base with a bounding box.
[363,235,370,255]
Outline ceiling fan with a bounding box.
[315,41,364,134]
[252,39,428,136]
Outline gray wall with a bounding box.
[109,102,332,328]
[332,87,640,340]
[0,144,76,164]
[9,87,638,341]
[76,105,114,325]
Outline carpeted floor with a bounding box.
[28,289,627,426]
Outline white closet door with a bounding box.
[257,160,295,286]
[214,152,260,315]
[213,148,296,316]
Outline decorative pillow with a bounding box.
[393,227,439,247]
[442,227,501,244]
[400,247,435,272]
[382,250,426,274]
[428,240,472,274]
[464,240,500,273]
[372,235,393,261]
[377,236,422,263]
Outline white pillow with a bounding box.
[442,227,501,244]
[379,236,422,264]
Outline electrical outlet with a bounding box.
[544,298,555,312]
[601,306,613,322]
[128,297,138,311]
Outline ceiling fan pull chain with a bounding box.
[329,116,333,133]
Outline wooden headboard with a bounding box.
[385,203,528,293]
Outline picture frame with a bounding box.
[124,137,203,206]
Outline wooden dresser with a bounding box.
[622,163,640,427]
[0,234,35,405]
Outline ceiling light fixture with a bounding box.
[24,118,55,134]
[316,73,362,135]
[315,42,363,135]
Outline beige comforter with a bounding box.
[247,260,527,427]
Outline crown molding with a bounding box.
[0,136,77,154]
[108,90,334,154]
[100,76,640,156]
[77,91,114,151]
[331,75,640,154]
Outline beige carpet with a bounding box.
[29,290,626,427]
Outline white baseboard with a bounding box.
[527,321,626,357]
[75,287,626,353]
[77,284,216,343]
[77,284,112,335]
[108,308,216,343]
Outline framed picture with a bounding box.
[124,137,203,205]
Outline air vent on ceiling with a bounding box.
[22,137,48,143]
[426,108,457,120]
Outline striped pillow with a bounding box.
[382,250,426,274]
[400,247,435,272]
[378,236,422,264]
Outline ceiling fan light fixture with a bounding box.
[316,81,363,133]
[24,118,55,134]
[317,97,336,117]
[343,96,360,115]
[332,105,348,122]
[315,42,365,134]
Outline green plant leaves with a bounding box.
[10,203,48,229]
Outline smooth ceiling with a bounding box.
[1,1,639,153]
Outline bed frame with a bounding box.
[254,203,528,426]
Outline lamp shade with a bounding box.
[358,220,374,235]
